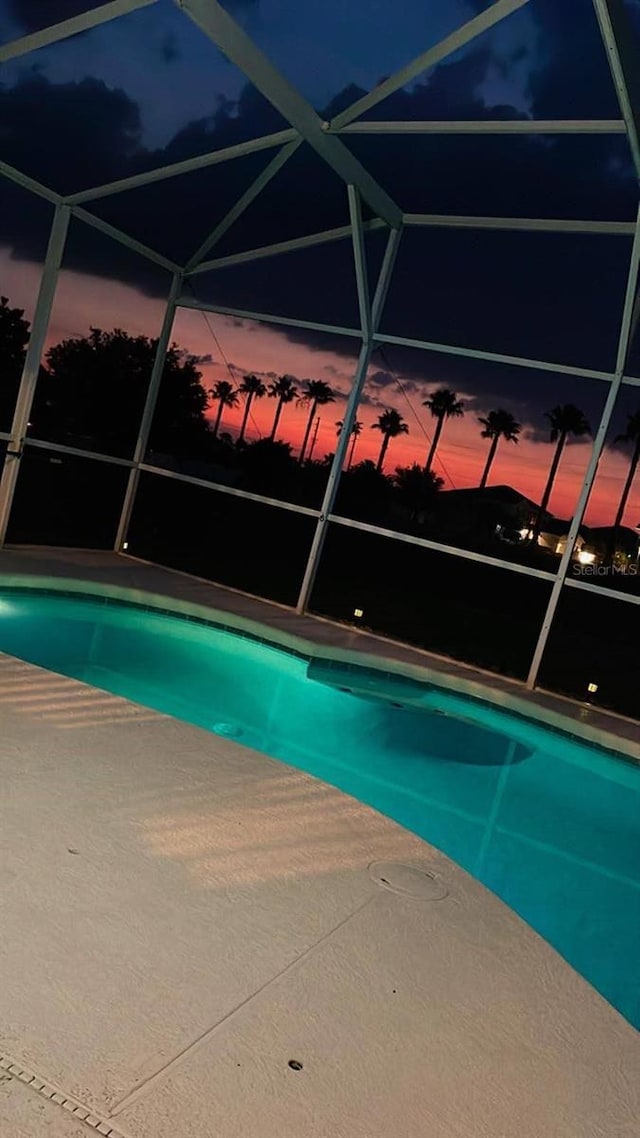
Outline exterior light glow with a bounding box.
[122,541,129,550]
[577,551,596,565]
[353,608,363,618]
[587,682,598,694]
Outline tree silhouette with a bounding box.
[532,403,591,541]
[372,408,409,473]
[237,373,266,444]
[423,388,464,473]
[478,409,521,488]
[336,418,363,468]
[0,295,30,428]
[267,374,298,441]
[394,463,443,523]
[613,410,640,531]
[35,327,208,456]
[336,459,393,523]
[209,379,239,439]
[297,380,335,463]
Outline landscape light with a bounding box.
[122,541,129,550]
[587,682,598,694]
[353,608,364,618]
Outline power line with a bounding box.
[375,345,457,489]
[186,280,263,440]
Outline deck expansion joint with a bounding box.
[0,1052,125,1137]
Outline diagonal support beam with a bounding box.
[71,206,181,273]
[0,0,158,63]
[185,138,302,272]
[329,0,531,131]
[526,202,640,689]
[115,271,183,550]
[0,159,62,205]
[188,218,386,276]
[177,0,402,228]
[348,186,371,342]
[64,129,297,205]
[295,226,403,613]
[592,0,640,179]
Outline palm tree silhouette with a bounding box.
[267,375,298,441]
[372,408,409,473]
[237,373,266,444]
[478,409,521,488]
[297,380,335,463]
[532,403,591,540]
[613,410,640,531]
[209,379,239,438]
[336,418,363,468]
[423,388,464,473]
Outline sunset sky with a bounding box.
[2,0,640,529]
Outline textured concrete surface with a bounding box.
[0,648,639,1138]
[1,545,639,760]
[0,1074,88,1138]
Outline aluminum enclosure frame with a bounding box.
[1,0,639,696]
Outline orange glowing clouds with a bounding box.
[2,250,639,530]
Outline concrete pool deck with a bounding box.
[0,547,639,1136]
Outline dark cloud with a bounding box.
[5,1,96,33]
[160,31,180,64]
[1,0,639,437]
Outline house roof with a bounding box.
[438,485,542,512]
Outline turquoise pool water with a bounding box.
[1,588,639,1031]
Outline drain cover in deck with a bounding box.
[369,862,448,900]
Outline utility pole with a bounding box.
[307,416,321,461]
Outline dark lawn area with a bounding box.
[310,523,552,682]
[128,470,315,607]
[538,586,640,720]
[6,447,129,548]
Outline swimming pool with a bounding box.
[1,586,639,1031]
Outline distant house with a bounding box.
[587,525,640,564]
[430,485,598,560]
[537,517,589,557]
[431,485,547,543]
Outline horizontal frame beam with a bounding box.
[564,577,640,605]
[373,332,616,382]
[24,436,135,468]
[335,119,627,135]
[188,218,386,275]
[0,0,158,63]
[64,129,298,205]
[404,213,636,235]
[327,513,558,582]
[138,463,322,517]
[176,294,362,337]
[329,0,531,131]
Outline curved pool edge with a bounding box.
[1,570,638,767]
[0,643,638,1136]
